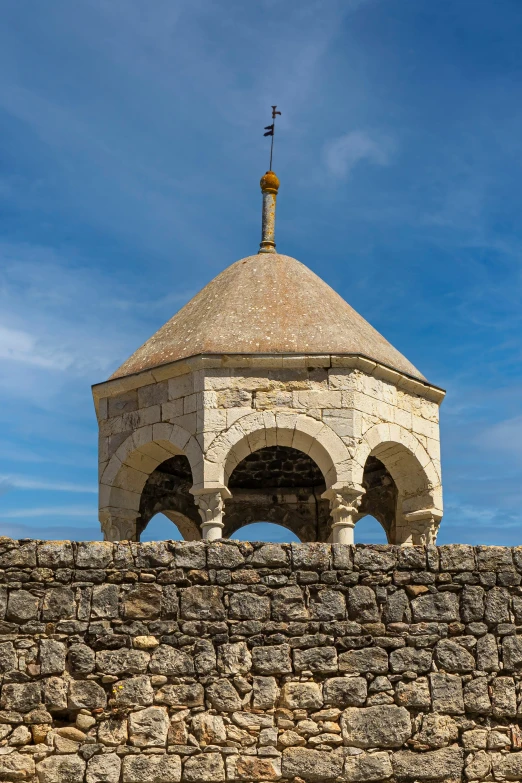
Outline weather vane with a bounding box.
[264,105,281,171]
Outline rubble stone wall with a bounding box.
[1,538,522,782]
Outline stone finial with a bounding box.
[259,170,280,254]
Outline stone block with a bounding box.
[411,592,459,622]
[156,683,204,707]
[96,649,150,676]
[338,647,388,674]
[180,586,225,620]
[389,647,432,674]
[343,752,393,782]
[129,706,169,747]
[7,590,40,622]
[252,676,279,709]
[37,541,74,568]
[192,712,227,745]
[226,754,281,781]
[280,682,323,710]
[86,754,121,783]
[271,586,308,621]
[252,644,292,675]
[282,748,344,781]
[124,584,162,619]
[37,755,86,783]
[391,747,463,780]
[429,673,464,715]
[229,592,270,620]
[206,680,242,712]
[309,589,346,620]
[294,646,338,673]
[0,642,15,673]
[341,705,411,749]
[348,586,380,623]
[434,639,475,673]
[1,682,41,713]
[184,753,225,782]
[122,754,181,783]
[217,641,252,675]
[68,680,107,710]
[395,678,431,710]
[112,675,154,707]
[76,541,113,568]
[149,645,194,676]
[463,677,491,715]
[40,639,66,675]
[323,676,367,707]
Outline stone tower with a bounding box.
[93,170,444,545]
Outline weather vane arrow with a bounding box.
[263,105,281,171]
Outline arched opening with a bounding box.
[354,515,388,545]
[352,424,443,545]
[137,455,201,541]
[141,513,184,542]
[359,456,397,542]
[224,446,330,542]
[230,523,301,543]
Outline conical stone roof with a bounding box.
[111,253,425,381]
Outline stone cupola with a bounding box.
[92,170,445,545]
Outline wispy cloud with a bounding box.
[0,475,97,494]
[478,415,522,459]
[324,130,395,179]
[0,505,97,519]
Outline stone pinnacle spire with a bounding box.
[258,170,280,254]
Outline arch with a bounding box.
[204,411,353,490]
[137,455,201,541]
[352,423,442,509]
[223,444,330,542]
[99,423,203,532]
[351,422,442,544]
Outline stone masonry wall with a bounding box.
[0,539,522,782]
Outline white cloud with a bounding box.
[0,324,74,371]
[0,475,96,493]
[479,415,522,458]
[0,505,96,519]
[324,130,394,179]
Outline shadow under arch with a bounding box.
[137,455,201,541]
[99,423,203,541]
[352,423,442,544]
[223,445,331,543]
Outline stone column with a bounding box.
[401,509,443,546]
[99,509,139,542]
[322,485,365,545]
[191,487,232,541]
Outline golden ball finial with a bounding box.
[260,170,280,193]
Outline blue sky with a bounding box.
[1,0,522,545]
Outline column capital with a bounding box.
[322,484,365,545]
[403,508,443,546]
[191,487,231,541]
[99,509,138,542]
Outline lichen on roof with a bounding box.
[111,253,426,382]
